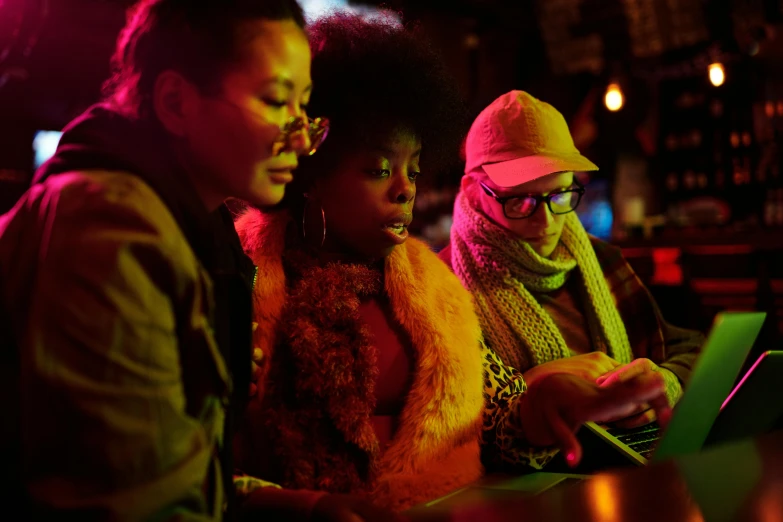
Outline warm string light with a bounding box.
[708,62,725,87]
[604,83,624,111]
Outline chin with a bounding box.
[247,184,287,208]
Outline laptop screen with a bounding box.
[653,312,765,461]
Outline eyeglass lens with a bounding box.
[505,190,580,218]
[274,116,330,156]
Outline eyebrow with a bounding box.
[259,77,313,94]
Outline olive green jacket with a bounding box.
[0,171,232,520]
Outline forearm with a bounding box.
[480,342,559,469]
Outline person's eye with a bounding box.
[364,169,391,178]
[261,98,287,108]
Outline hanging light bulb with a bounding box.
[708,62,725,87]
[604,83,624,112]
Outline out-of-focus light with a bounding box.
[298,0,401,24]
[33,130,62,169]
[709,62,725,87]
[586,476,620,522]
[604,83,623,112]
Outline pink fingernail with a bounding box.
[566,452,576,463]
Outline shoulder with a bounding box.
[21,170,196,276]
[587,234,621,255]
[37,170,179,239]
[43,170,160,205]
[587,234,627,271]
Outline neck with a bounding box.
[315,246,384,269]
[173,142,225,212]
[191,183,226,213]
[299,221,385,267]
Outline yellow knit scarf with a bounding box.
[449,188,633,373]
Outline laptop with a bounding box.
[583,311,766,466]
[703,350,783,448]
[406,312,767,514]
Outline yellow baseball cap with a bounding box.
[465,90,598,187]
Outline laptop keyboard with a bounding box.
[606,422,662,459]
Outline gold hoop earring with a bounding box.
[302,194,326,248]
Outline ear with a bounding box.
[461,173,477,191]
[461,173,485,207]
[152,70,199,136]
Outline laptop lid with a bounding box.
[703,350,783,448]
[653,311,766,461]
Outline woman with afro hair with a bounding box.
[233,12,670,516]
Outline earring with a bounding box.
[302,193,326,248]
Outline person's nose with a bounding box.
[391,169,416,204]
[530,199,554,228]
[279,106,312,156]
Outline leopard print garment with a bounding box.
[480,341,560,470]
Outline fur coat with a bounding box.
[234,209,486,511]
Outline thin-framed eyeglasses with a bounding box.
[479,180,585,219]
[209,97,329,156]
[273,115,329,156]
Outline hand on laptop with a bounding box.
[522,352,621,388]
[595,358,674,428]
[596,357,662,388]
[517,371,672,467]
[609,407,657,429]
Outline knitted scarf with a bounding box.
[449,187,633,373]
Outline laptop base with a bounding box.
[544,424,641,474]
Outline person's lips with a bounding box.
[268,165,297,184]
[525,233,557,242]
[381,212,413,244]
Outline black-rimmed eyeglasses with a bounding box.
[479,181,585,219]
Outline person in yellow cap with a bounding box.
[440,90,703,466]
